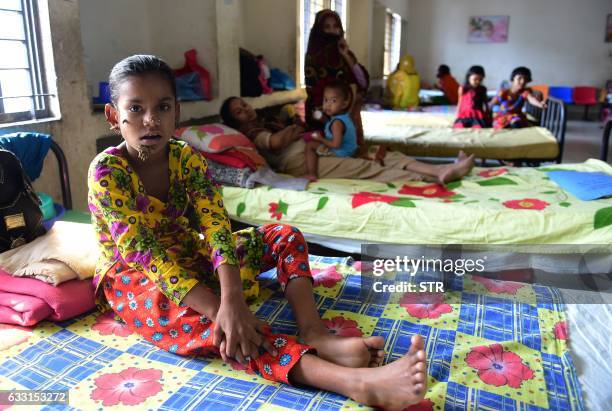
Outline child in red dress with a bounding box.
[454,65,491,128]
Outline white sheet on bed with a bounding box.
[563,300,612,410]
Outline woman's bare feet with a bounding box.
[351,335,428,410]
[301,326,386,368]
[456,150,468,162]
[438,151,475,184]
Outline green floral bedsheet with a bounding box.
[222,160,612,244]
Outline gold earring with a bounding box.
[109,124,120,135]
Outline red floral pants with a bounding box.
[101,224,313,384]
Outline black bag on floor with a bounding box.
[0,149,46,252]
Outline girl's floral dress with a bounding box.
[87,139,313,384]
[492,88,531,129]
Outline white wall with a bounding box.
[149,0,219,98]
[406,0,612,89]
[241,0,297,76]
[378,0,409,19]
[347,0,410,78]
[400,18,409,57]
[79,0,152,94]
[370,2,388,79]
[79,0,218,97]
[348,0,374,72]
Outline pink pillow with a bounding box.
[175,123,255,153]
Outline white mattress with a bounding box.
[563,300,612,410]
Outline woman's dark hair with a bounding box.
[510,66,532,83]
[220,96,241,128]
[307,9,345,54]
[463,65,486,87]
[437,64,450,78]
[325,80,352,102]
[108,54,176,104]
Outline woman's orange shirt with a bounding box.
[439,74,460,105]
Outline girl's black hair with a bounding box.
[108,54,176,104]
[464,65,486,87]
[462,65,487,110]
[510,66,532,83]
[220,96,241,128]
[437,64,450,78]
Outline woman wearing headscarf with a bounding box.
[304,9,369,147]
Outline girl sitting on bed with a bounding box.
[88,54,427,410]
[454,65,491,128]
[490,66,547,129]
[221,97,475,184]
[304,81,358,181]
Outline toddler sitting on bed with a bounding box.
[490,66,547,129]
[304,81,357,181]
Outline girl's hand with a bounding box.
[338,39,357,66]
[213,298,277,364]
[292,124,306,135]
[527,93,547,110]
[338,38,350,56]
[288,125,306,142]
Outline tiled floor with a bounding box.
[562,119,610,164]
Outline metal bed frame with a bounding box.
[49,140,72,210]
[601,120,611,162]
[519,96,566,165]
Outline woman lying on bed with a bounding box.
[220,97,474,184]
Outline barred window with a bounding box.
[0,0,58,126]
[383,10,401,77]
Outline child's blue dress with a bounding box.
[323,113,358,157]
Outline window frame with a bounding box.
[383,9,401,77]
[0,0,57,127]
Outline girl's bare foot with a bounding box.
[351,335,427,410]
[305,174,318,183]
[302,326,386,368]
[439,153,475,184]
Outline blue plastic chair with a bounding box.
[548,86,574,104]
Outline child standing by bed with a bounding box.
[88,54,427,410]
[454,65,491,128]
[490,66,547,129]
[304,81,357,181]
